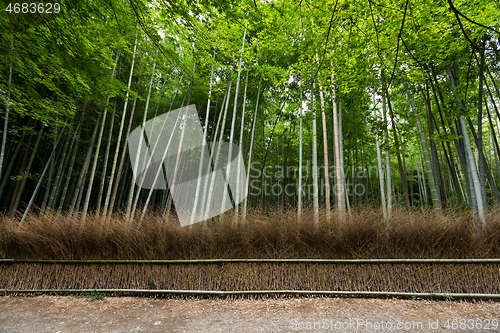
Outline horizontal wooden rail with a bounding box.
[1,289,499,299]
[1,258,500,264]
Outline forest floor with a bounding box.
[1,295,499,332]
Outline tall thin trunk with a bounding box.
[69,116,101,213]
[96,99,117,211]
[438,137,449,203]
[140,75,183,221]
[116,161,130,210]
[477,37,488,211]
[39,141,56,217]
[446,64,485,230]
[330,106,336,208]
[448,66,477,211]
[352,95,357,208]
[373,88,387,218]
[74,174,86,213]
[257,101,285,209]
[456,118,476,210]
[165,78,194,219]
[81,106,108,217]
[0,133,25,200]
[485,80,500,160]
[415,155,424,204]
[235,71,249,215]
[108,67,142,215]
[485,95,500,192]
[400,72,441,212]
[467,117,500,205]
[103,33,138,216]
[47,130,71,209]
[280,126,289,214]
[284,123,295,210]
[82,52,120,219]
[201,83,229,223]
[221,30,246,214]
[7,130,33,217]
[190,54,216,224]
[485,64,500,102]
[400,131,409,204]
[493,118,500,189]
[331,76,344,220]
[417,144,428,205]
[427,74,463,206]
[261,121,266,210]
[130,69,168,226]
[297,88,303,221]
[50,127,75,210]
[386,86,410,209]
[205,80,232,220]
[10,124,45,215]
[497,116,500,186]
[311,84,319,227]
[339,88,348,213]
[456,158,468,204]
[0,25,14,181]
[155,74,185,215]
[381,72,392,217]
[128,57,157,222]
[139,102,184,223]
[319,83,331,218]
[19,137,60,226]
[241,77,261,220]
[424,82,443,209]
[58,118,83,211]
[460,113,486,231]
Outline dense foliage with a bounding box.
[1,0,499,232]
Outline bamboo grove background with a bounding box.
[1,0,500,246]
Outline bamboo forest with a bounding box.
[2,0,500,270]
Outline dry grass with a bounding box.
[1,206,500,293]
[1,206,500,260]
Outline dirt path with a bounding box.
[1,295,499,332]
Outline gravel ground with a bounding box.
[1,295,500,332]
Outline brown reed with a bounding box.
[1,206,500,260]
[1,206,500,295]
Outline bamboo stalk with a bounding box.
[234,70,249,216]
[103,33,138,216]
[373,85,387,219]
[382,72,393,217]
[19,137,61,225]
[311,83,319,227]
[297,88,303,221]
[1,289,498,299]
[2,258,500,264]
[221,29,247,214]
[242,77,262,221]
[319,82,331,219]
[0,26,14,181]
[191,51,216,225]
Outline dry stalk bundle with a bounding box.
[1,207,500,298]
